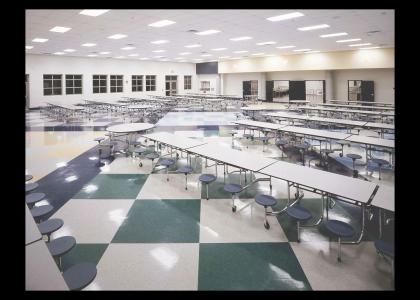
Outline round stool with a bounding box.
[26,175,33,182]
[371,158,389,180]
[295,143,310,166]
[31,204,53,223]
[320,149,334,169]
[146,152,160,169]
[26,192,45,208]
[47,236,76,271]
[336,140,351,157]
[93,137,105,144]
[63,263,97,290]
[199,174,217,200]
[160,159,175,181]
[26,182,39,193]
[346,153,362,177]
[177,166,194,190]
[38,218,64,242]
[133,147,147,167]
[275,139,288,158]
[224,183,242,212]
[255,194,278,229]
[230,130,237,147]
[286,205,312,242]
[324,220,355,262]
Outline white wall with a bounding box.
[221,72,265,98]
[196,74,220,94]
[25,54,197,108]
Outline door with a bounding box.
[361,81,374,102]
[305,80,325,104]
[165,75,177,96]
[25,74,30,110]
[289,81,306,100]
[242,81,251,99]
[266,81,274,102]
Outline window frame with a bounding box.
[184,75,192,90]
[65,74,83,95]
[132,75,143,92]
[43,74,62,96]
[110,75,124,93]
[145,75,156,91]
[92,74,108,94]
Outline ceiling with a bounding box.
[25,9,394,63]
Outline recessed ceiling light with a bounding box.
[148,20,176,27]
[139,57,149,60]
[64,49,76,52]
[82,43,96,47]
[99,51,111,54]
[32,38,48,43]
[108,34,127,39]
[121,46,135,50]
[180,52,192,55]
[293,48,312,52]
[211,48,227,51]
[349,43,371,47]
[276,45,296,49]
[266,12,304,22]
[87,54,98,57]
[79,10,109,17]
[320,32,347,38]
[128,53,139,57]
[230,36,252,41]
[195,29,220,35]
[153,56,165,58]
[251,53,265,56]
[25,46,33,50]
[219,56,230,59]
[336,38,361,43]
[152,50,166,53]
[234,50,248,53]
[151,40,169,44]
[201,54,212,57]
[50,26,71,33]
[256,41,276,46]
[53,52,65,55]
[185,44,201,48]
[298,24,330,31]
[359,46,380,50]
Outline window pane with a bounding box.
[53,80,61,87]
[117,87,122,92]
[44,89,52,95]
[53,88,62,95]
[53,75,61,80]
[75,75,82,80]
[44,80,52,88]
[44,75,52,80]
[66,80,73,87]
[100,80,106,86]
[111,87,115,93]
[74,80,82,87]
[117,80,123,86]
[75,88,82,94]
[93,87,99,93]
[100,87,106,93]
[66,88,73,94]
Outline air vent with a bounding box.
[126,43,134,46]
[187,29,198,33]
[43,52,52,55]
[366,30,381,35]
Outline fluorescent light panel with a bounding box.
[251,53,265,56]
[32,38,48,43]
[195,29,220,35]
[153,55,164,58]
[201,54,212,57]
[152,50,166,53]
[99,51,110,54]
[128,54,139,56]
[54,52,65,55]
[211,48,227,51]
[87,54,97,57]
[50,26,71,33]
[108,34,127,39]
[185,44,201,48]
[26,46,33,49]
[219,56,230,59]
[139,57,149,60]
[256,41,276,46]
[294,48,311,52]
[179,52,191,55]
[79,10,109,17]
[64,49,76,52]
[359,46,380,50]
[320,32,347,38]
[151,40,169,44]
[233,50,248,53]
[298,24,329,31]
[121,46,135,50]
[148,20,176,27]
[82,43,96,47]
[336,38,361,43]
[277,45,295,49]
[267,12,304,21]
[349,43,371,47]
[230,36,252,41]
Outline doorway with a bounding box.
[243,80,258,101]
[26,74,30,110]
[348,80,375,102]
[165,75,177,96]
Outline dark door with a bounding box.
[361,81,374,102]
[266,80,274,102]
[243,81,251,99]
[289,81,306,100]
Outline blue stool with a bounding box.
[224,183,243,212]
[63,263,97,290]
[371,158,390,180]
[133,147,147,167]
[286,205,312,242]
[275,139,288,158]
[38,218,64,242]
[31,204,53,223]
[26,175,33,182]
[324,220,355,262]
[295,142,310,166]
[255,194,278,229]
[26,182,39,193]
[47,236,76,271]
[146,152,160,170]
[177,166,194,190]
[199,174,217,200]
[93,137,105,144]
[336,140,351,157]
[374,240,394,283]
[160,159,175,181]
[346,153,362,178]
[26,192,45,209]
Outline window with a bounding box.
[146,75,156,91]
[65,75,83,95]
[250,80,258,97]
[132,75,143,92]
[110,75,123,93]
[93,75,107,93]
[43,74,62,95]
[184,75,192,90]
[200,81,210,92]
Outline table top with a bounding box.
[26,205,42,246]
[46,102,84,111]
[301,106,394,116]
[308,116,368,127]
[142,132,208,150]
[265,112,310,121]
[26,240,69,290]
[259,161,378,203]
[126,105,154,109]
[364,122,395,130]
[329,100,394,106]
[233,120,288,131]
[320,103,395,111]
[345,135,395,149]
[106,123,154,133]
[188,142,278,172]
[371,184,394,212]
[280,126,353,140]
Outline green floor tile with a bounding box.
[60,243,108,271]
[73,174,148,199]
[198,243,312,290]
[112,199,201,243]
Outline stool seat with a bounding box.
[275,139,288,146]
[26,182,39,193]
[47,236,76,257]
[325,220,355,238]
[26,175,33,182]
[26,192,46,205]
[31,205,53,219]
[199,174,217,183]
[133,147,147,154]
[286,205,312,221]
[371,158,389,166]
[295,143,310,150]
[160,159,175,167]
[129,141,141,146]
[38,218,64,236]
[224,183,242,194]
[63,263,97,291]
[177,166,193,174]
[94,137,105,142]
[346,153,362,160]
[146,152,160,160]
[374,240,394,258]
[255,194,277,207]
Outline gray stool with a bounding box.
[255,194,278,229]
[319,149,334,169]
[133,147,147,167]
[38,218,64,242]
[346,153,362,178]
[275,139,288,158]
[26,182,39,193]
[26,192,45,209]
[324,220,355,262]
[295,142,310,166]
[336,140,351,157]
[286,205,312,242]
[177,166,194,190]
[374,240,395,284]
[160,158,175,181]
[31,204,53,223]
[146,152,160,170]
[63,263,97,290]
[93,137,105,144]
[224,183,243,212]
[199,174,217,200]
[26,175,33,182]
[371,158,390,180]
[47,236,76,271]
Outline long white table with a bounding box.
[301,106,395,117]
[320,103,395,111]
[371,184,394,212]
[106,123,155,133]
[345,135,394,149]
[233,119,288,131]
[280,125,353,141]
[329,100,394,107]
[143,132,208,150]
[26,205,42,246]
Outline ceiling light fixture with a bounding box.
[276,45,295,49]
[50,26,71,33]
[81,43,96,47]
[298,24,329,31]
[79,10,109,17]
[336,38,361,43]
[195,29,220,35]
[293,48,312,52]
[184,44,201,48]
[32,38,48,43]
[121,46,135,50]
[230,36,252,41]
[108,34,127,39]
[148,20,176,27]
[26,46,33,49]
[266,12,304,22]
[64,49,76,52]
[53,52,65,55]
[320,32,347,38]
[349,43,371,47]
[211,48,227,51]
[256,41,276,46]
[151,40,169,44]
